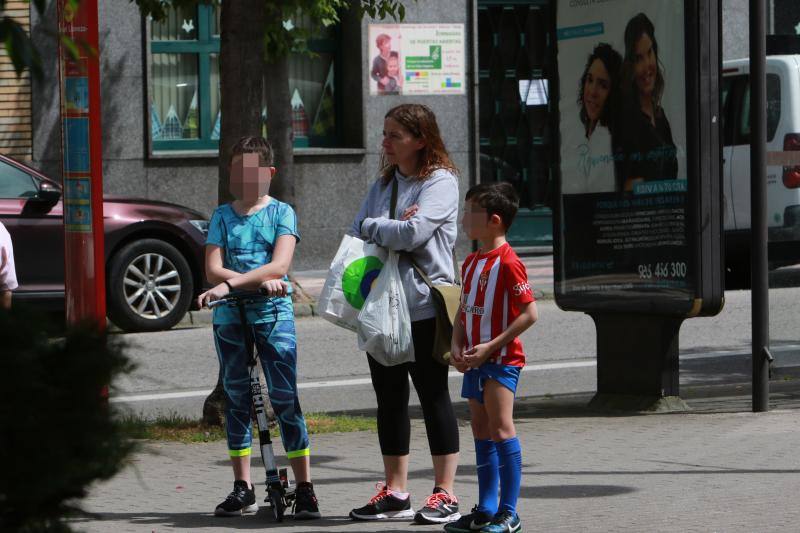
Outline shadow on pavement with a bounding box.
[520,484,637,498]
[215,454,342,468]
[70,511,413,530]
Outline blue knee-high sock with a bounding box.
[496,437,522,515]
[474,438,499,515]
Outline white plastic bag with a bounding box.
[317,234,388,331]
[356,251,414,366]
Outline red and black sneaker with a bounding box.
[292,481,322,520]
[413,487,461,524]
[349,482,415,520]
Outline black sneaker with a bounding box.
[214,480,258,516]
[414,486,460,524]
[349,482,415,520]
[293,481,322,520]
[444,505,493,532]
[480,510,521,533]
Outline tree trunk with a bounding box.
[264,53,295,208]
[216,0,267,205]
[204,0,268,427]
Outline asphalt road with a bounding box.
[109,282,800,420]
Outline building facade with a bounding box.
[5,0,793,269]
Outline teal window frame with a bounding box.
[149,6,342,153]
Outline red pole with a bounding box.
[57,0,106,329]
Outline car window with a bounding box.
[0,160,38,198]
[737,73,781,144]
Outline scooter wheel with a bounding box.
[267,489,285,522]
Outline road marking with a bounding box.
[110,360,597,403]
[110,347,800,404]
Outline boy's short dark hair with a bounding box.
[465,182,520,231]
[231,136,274,166]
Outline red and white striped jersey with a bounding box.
[460,242,535,367]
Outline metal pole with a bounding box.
[749,0,769,412]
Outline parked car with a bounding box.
[0,154,208,331]
[722,37,800,285]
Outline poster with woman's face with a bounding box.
[555,1,697,314]
[558,0,686,195]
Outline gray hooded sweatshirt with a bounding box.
[349,168,459,321]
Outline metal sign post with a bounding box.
[57,0,106,327]
[749,0,770,412]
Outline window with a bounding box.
[725,73,781,146]
[0,160,37,198]
[149,5,340,152]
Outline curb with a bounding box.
[178,301,318,328]
[176,290,554,329]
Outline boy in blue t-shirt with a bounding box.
[197,136,320,519]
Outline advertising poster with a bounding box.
[556,0,693,311]
[368,24,465,96]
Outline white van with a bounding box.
[722,50,800,285]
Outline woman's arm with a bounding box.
[360,173,458,251]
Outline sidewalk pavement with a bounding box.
[74,385,800,532]
[180,255,556,327]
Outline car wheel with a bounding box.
[107,239,194,332]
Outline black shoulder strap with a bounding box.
[390,177,398,221]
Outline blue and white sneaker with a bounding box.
[480,510,521,533]
[444,505,493,531]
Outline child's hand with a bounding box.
[452,359,469,373]
[197,282,231,308]
[463,343,492,368]
[450,342,463,363]
[261,279,288,297]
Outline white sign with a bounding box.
[368,23,465,96]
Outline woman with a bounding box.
[614,12,678,191]
[348,103,461,526]
[566,42,622,194]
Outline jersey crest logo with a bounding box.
[478,271,489,290]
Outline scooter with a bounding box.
[208,288,295,522]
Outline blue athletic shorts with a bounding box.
[461,362,522,404]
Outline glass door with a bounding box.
[477,0,554,247]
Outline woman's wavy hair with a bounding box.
[620,12,665,108]
[577,43,622,136]
[380,104,460,183]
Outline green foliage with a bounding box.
[132,0,415,59]
[130,0,215,23]
[118,412,377,443]
[0,309,136,532]
[2,0,90,80]
[261,0,414,59]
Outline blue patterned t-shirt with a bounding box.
[206,200,299,324]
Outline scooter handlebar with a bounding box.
[207,288,271,308]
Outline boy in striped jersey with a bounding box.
[446,183,538,533]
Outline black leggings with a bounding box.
[367,318,460,456]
